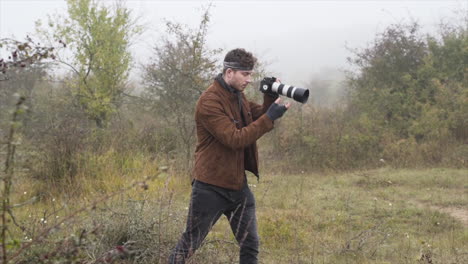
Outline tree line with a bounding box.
[1,0,466,187]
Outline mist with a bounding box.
[1,0,465,86]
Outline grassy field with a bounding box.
[198,168,467,264]
[9,166,468,263]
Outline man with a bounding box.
[169,48,290,263]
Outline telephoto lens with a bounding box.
[260,77,309,104]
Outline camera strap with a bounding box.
[237,92,246,126]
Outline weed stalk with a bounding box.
[1,96,26,264]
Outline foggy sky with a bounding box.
[1,0,466,85]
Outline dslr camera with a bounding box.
[259,77,309,104]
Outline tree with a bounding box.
[346,22,429,137]
[411,19,468,142]
[347,18,467,142]
[143,9,220,170]
[38,0,140,127]
[343,17,467,167]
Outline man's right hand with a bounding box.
[266,98,291,121]
[261,77,281,99]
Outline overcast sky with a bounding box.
[1,0,466,85]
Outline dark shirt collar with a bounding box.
[215,73,238,94]
[214,73,246,125]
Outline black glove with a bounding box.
[266,102,288,121]
[265,91,279,99]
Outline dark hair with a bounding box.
[223,48,257,74]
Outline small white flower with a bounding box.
[388,203,392,206]
[185,207,188,210]
[56,215,59,219]
[23,192,27,195]
[52,198,56,202]
[379,159,385,163]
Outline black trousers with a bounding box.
[168,180,259,264]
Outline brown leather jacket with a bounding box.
[193,77,276,190]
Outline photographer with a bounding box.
[169,48,290,264]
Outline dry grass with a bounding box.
[7,161,468,263]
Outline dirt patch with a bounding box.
[412,201,468,227]
[428,205,468,227]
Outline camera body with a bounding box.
[259,77,309,104]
